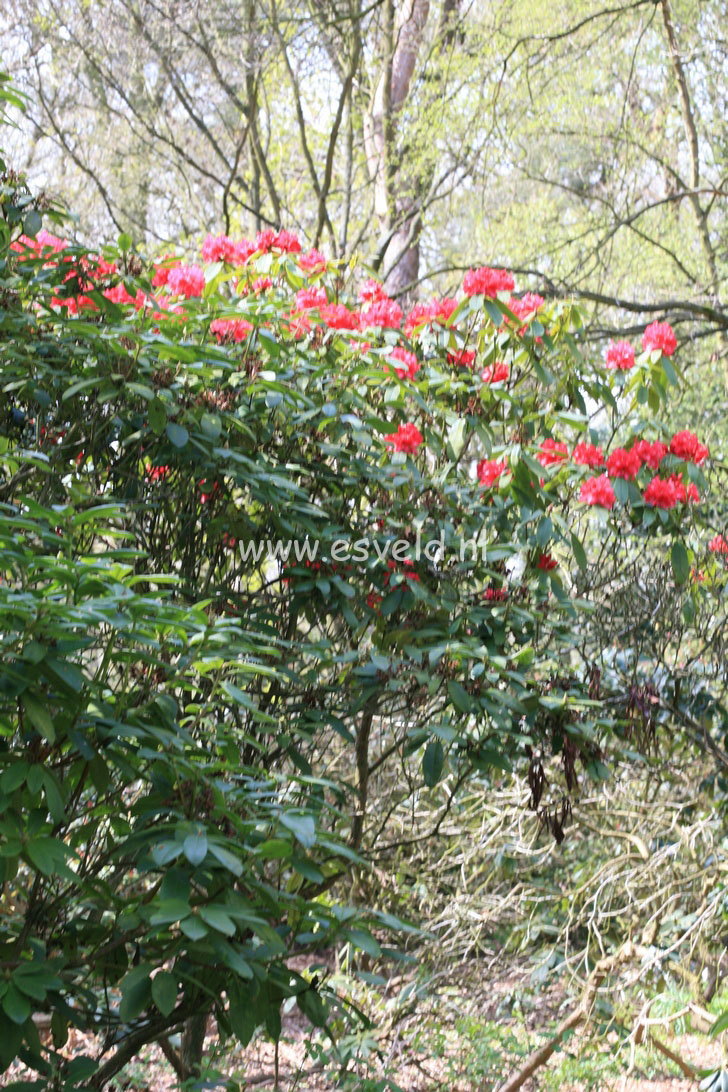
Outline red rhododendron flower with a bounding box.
[644,475,682,508]
[687,482,700,503]
[201,234,238,263]
[670,430,709,463]
[298,248,327,274]
[320,303,360,330]
[146,464,170,482]
[199,478,223,505]
[274,230,301,253]
[234,239,257,264]
[167,264,205,298]
[605,340,635,371]
[11,228,69,256]
[384,423,423,454]
[103,283,138,306]
[282,310,311,339]
[481,362,509,384]
[580,474,616,509]
[385,558,420,584]
[463,266,515,298]
[448,348,476,369]
[255,229,277,252]
[606,446,641,480]
[665,474,686,505]
[390,347,420,381]
[51,293,98,314]
[429,296,458,325]
[210,318,253,343]
[573,442,604,468]
[359,278,388,305]
[477,458,508,487]
[152,260,175,287]
[632,439,667,470]
[508,293,544,322]
[250,275,273,294]
[537,438,568,466]
[404,303,433,337]
[536,553,558,571]
[83,254,117,276]
[642,321,677,356]
[296,286,327,311]
[362,299,403,328]
[709,534,728,554]
[484,586,508,601]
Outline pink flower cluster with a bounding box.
[168,264,205,299]
[10,229,69,256]
[603,321,678,370]
[201,229,302,267]
[605,340,635,371]
[209,318,253,343]
[642,321,677,356]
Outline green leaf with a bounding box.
[200,412,221,440]
[25,837,63,876]
[2,983,31,1025]
[148,397,167,436]
[119,965,152,1022]
[423,740,445,787]
[228,986,257,1046]
[671,541,689,585]
[151,972,177,1017]
[0,763,28,793]
[0,1012,23,1068]
[22,210,41,238]
[21,694,55,743]
[279,812,316,849]
[346,928,381,957]
[149,899,192,926]
[710,1011,728,1037]
[199,905,236,937]
[117,232,132,253]
[183,828,208,866]
[166,422,188,448]
[571,532,587,572]
[256,839,292,860]
[180,915,209,941]
[447,680,472,714]
[208,843,243,876]
[297,986,327,1027]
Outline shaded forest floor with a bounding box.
[6,951,722,1091]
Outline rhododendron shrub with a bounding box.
[1,180,725,1084]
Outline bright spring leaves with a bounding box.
[9,230,718,582]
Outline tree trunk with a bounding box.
[180,1011,208,1080]
[363,0,430,295]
